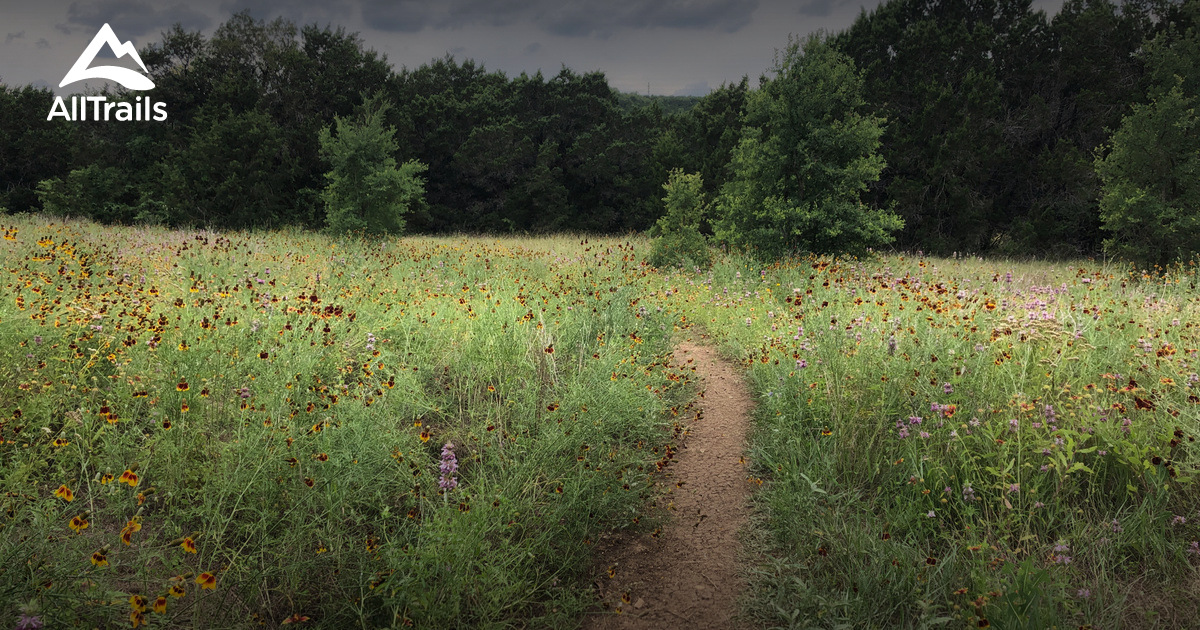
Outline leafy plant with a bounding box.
[318,93,427,235]
[648,169,710,268]
[1095,6,1200,269]
[715,33,901,259]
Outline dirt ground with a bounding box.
[584,335,755,630]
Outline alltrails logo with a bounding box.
[47,23,167,122]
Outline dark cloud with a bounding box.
[5,31,26,44]
[672,80,710,96]
[360,0,432,33]
[442,0,532,29]
[360,0,759,36]
[218,0,356,27]
[36,38,51,49]
[58,1,213,38]
[523,42,542,55]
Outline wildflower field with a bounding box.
[2,215,1199,628]
[651,255,1200,628]
[0,216,692,627]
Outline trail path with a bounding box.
[585,334,754,630]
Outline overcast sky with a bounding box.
[1,0,1066,97]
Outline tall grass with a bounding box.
[654,253,1200,628]
[0,217,691,628]
[6,215,1197,628]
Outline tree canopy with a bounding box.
[4,1,1199,263]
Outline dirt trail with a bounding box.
[585,334,754,630]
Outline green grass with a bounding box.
[653,254,1200,629]
[0,217,692,628]
[4,216,1199,629]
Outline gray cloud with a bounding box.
[523,41,542,55]
[542,0,757,37]
[36,38,51,48]
[361,0,759,36]
[218,0,356,26]
[441,0,532,28]
[58,1,214,38]
[5,31,26,44]
[360,0,432,33]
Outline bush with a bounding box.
[36,165,135,223]
[648,169,711,268]
[319,93,427,235]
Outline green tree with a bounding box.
[154,105,296,228]
[1096,3,1200,268]
[318,94,427,235]
[649,170,711,268]
[716,34,900,258]
[656,79,750,205]
[0,84,77,213]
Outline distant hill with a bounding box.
[614,91,703,115]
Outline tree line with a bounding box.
[1,0,1197,264]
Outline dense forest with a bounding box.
[1,0,1198,261]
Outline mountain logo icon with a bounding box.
[59,23,155,90]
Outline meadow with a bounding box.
[0,216,692,628]
[649,254,1200,628]
[2,214,1199,628]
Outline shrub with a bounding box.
[648,169,711,268]
[319,93,427,235]
[36,165,135,223]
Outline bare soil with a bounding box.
[584,334,754,630]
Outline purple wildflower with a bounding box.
[1052,542,1072,565]
[439,442,459,491]
[14,614,43,630]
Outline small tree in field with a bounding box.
[716,33,901,259]
[319,93,426,234]
[648,169,710,268]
